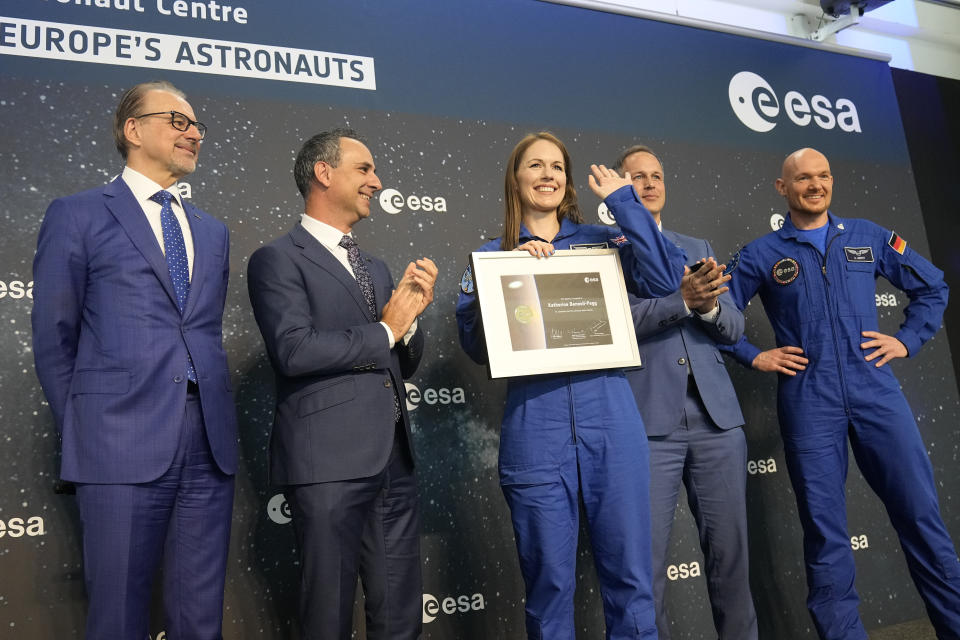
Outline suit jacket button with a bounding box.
[384,380,392,388]
[174,375,184,383]
[677,357,686,366]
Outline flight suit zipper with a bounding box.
[568,374,577,443]
[815,231,852,415]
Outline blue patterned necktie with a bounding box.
[150,189,197,383]
[339,234,377,319]
[339,234,402,422]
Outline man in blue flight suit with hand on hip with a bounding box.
[724,147,960,640]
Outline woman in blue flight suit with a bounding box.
[456,132,686,640]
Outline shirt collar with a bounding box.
[121,166,184,210]
[518,216,579,244]
[300,214,352,252]
[780,210,843,239]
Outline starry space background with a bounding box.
[2,0,960,638]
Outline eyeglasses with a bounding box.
[134,110,207,139]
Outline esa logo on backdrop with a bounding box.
[404,382,465,412]
[422,592,486,623]
[876,293,898,307]
[747,458,777,475]
[666,561,701,581]
[728,71,861,133]
[0,279,33,300]
[378,188,447,214]
[597,202,616,226]
[0,514,46,537]
[267,493,292,525]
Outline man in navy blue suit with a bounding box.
[247,129,437,639]
[616,146,757,640]
[32,81,237,639]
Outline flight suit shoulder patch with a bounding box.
[888,231,907,255]
[726,250,741,274]
[460,264,475,294]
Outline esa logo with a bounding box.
[266,493,292,525]
[667,561,701,581]
[0,515,46,537]
[747,458,777,475]
[728,71,861,133]
[851,534,869,550]
[597,202,616,226]
[378,188,447,214]
[405,382,465,412]
[584,276,599,284]
[0,279,33,300]
[876,293,898,307]
[422,592,486,623]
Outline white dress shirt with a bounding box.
[300,214,417,348]
[121,166,195,280]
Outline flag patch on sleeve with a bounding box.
[888,231,907,255]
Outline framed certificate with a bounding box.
[471,248,641,378]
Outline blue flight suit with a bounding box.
[457,185,686,640]
[724,211,960,640]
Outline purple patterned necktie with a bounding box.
[339,234,377,319]
[339,234,402,422]
[150,189,197,383]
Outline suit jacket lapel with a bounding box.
[664,229,696,265]
[365,248,390,316]
[182,203,208,320]
[291,225,376,322]
[103,178,180,310]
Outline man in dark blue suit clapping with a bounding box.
[248,129,437,640]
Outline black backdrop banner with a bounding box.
[1,1,957,638]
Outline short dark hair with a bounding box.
[113,80,186,160]
[613,144,662,174]
[294,128,363,198]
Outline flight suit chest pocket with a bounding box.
[839,258,877,317]
[766,256,823,323]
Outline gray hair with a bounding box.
[113,80,186,159]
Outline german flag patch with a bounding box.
[888,231,907,255]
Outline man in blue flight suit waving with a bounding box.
[724,147,960,640]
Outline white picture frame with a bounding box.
[471,248,641,379]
